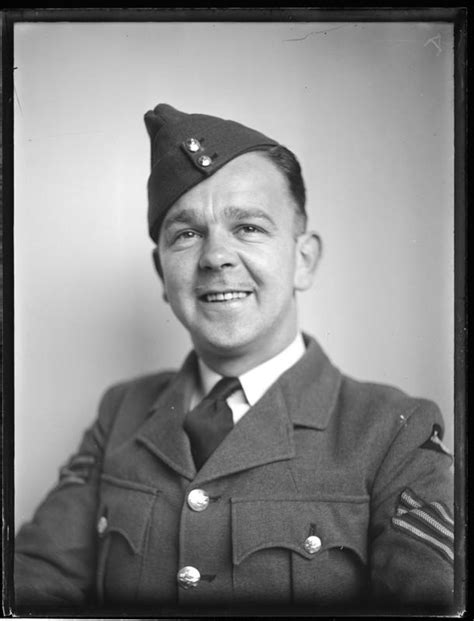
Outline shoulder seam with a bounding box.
[369,401,426,502]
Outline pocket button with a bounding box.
[304,535,322,554]
[177,565,201,588]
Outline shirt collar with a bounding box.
[197,333,306,406]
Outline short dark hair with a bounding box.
[260,144,307,235]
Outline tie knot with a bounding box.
[206,376,241,402]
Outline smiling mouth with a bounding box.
[200,291,252,303]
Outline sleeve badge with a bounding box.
[391,488,454,564]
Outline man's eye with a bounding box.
[174,230,199,243]
[237,225,264,235]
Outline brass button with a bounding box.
[185,137,201,152]
[187,489,210,512]
[198,155,212,167]
[304,535,322,554]
[177,565,201,589]
[97,515,108,535]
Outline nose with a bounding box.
[198,231,237,271]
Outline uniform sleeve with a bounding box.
[369,398,455,612]
[14,383,128,609]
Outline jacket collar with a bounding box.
[135,335,341,482]
[280,334,342,430]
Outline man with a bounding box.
[15,104,454,613]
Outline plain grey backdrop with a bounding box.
[14,21,454,527]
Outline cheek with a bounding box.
[242,241,295,272]
[253,246,297,284]
[161,252,195,289]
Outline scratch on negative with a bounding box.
[14,85,23,115]
[424,34,442,56]
[284,24,349,42]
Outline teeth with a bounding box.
[204,291,249,302]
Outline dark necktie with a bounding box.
[184,376,241,470]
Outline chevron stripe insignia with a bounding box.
[57,453,96,488]
[391,488,454,564]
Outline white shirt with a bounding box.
[192,333,306,424]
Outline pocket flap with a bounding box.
[98,474,158,554]
[231,496,369,565]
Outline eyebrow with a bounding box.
[224,206,275,226]
[162,208,196,229]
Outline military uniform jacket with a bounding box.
[15,336,455,613]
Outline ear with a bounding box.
[152,248,169,303]
[152,247,163,279]
[293,232,322,291]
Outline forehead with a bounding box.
[162,151,291,221]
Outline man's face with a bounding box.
[158,151,317,373]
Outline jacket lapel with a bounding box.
[135,352,198,480]
[194,381,295,485]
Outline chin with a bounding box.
[196,328,258,358]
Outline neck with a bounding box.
[194,329,300,377]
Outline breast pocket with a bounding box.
[231,497,369,608]
[96,474,159,604]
